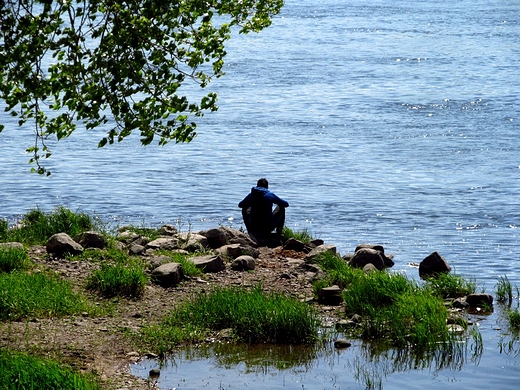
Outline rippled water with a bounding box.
[1,0,520,387]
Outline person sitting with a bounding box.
[238,178,289,245]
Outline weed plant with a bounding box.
[170,252,203,277]
[140,285,320,355]
[0,247,32,273]
[509,309,520,332]
[495,275,513,303]
[0,271,93,321]
[425,273,477,299]
[2,206,93,245]
[0,349,100,390]
[0,219,8,241]
[282,226,314,244]
[86,257,148,298]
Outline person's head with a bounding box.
[257,178,268,189]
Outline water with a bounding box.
[1,0,519,387]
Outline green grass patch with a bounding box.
[86,257,148,299]
[140,285,320,355]
[282,226,314,244]
[0,349,100,390]
[2,206,93,245]
[0,271,94,321]
[495,275,514,303]
[0,247,32,273]
[425,272,477,299]
[509,309,520,332]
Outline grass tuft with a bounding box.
[86,257,148,299]
[2,206,93,245]
[495,275,513,303]
[0,271,94,321]
[0,349,100,390]
[425,272,477,299]
[0,247,32,273]
[282,226,314,244]
[139,285,320,355]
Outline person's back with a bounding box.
[238,178,289,241]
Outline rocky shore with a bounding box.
[0,224,493,389]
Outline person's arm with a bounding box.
[268,192,289,208]
[238,193,251,208]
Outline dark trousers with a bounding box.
[242,205,286,235]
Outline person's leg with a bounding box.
[242,207,253,233]
[272,205,286,234]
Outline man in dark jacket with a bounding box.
[238,178,289,240]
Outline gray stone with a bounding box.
[117,230,140,243]
[157,224,178,236]
[349,248,385,270]
[318,285,343,305]
[146,237,180,251]
[283,238,309,253]
[355,243,385,254]
[152,262,183,287]
[231,255,256,271]
[0,242,24,251]
[46,233,83,257]
[419,251,451,279]
[198,228,228,249]
[190,254,225,273]
[178,232,209,251]
[129,244,146,255]
[76,231,107,249]
[362,263,379,273]
[305,244,337,262]
[147,255,174,269]
[217,243,259,259]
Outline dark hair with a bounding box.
[257,178,268,188]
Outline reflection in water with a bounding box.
[133,331,484,389]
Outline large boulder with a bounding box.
[352,244,394,268]
[419,252,451,279]
[76,231,107,249]
[152,262,184,287]
[198,228,228,249]
[46,233,83,257]
[466,294,493,308]
[219,227,259,248]
[304,244,337,263]
[190,255,225,273]
[349,248,386,270]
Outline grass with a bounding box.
[0,349,100,390]
[495,275,514,303]
[425,272,477,299]
[508,310,520,332]
[309,252,471,350]
[1,206,93,245]
[0,271,94,321]
[140,285,320,355]
[0,247,32,273]
[282,226,314,244]
[86,257,148,299]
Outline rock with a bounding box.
[147,255,174,269]
[305,244,337,263]
[217,243,259,259]
[221,227,259,248]
[362,263,379,273]
[355,244,385,254]
[0,242,24,251]
[178,232,209,251]
[419,251,451,279]
[157,224,178,236]
[318,285,343,305]
[46,233,83,257]
[76,231,107,249]
[334,339,352,349]
[466,294,493,308]
[231,255,256,271]
[283,238,310,253]
[199,228,228,249]
[349,248,385,270]
[152,262,184,287]
[129,244,146,255]
[117,230,140,243]
[146,237,180,251]
[309,239,324,247]
[149,368,160,378]
[190,255,225,273]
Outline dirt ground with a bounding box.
[0,245,344,390]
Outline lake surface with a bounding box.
[1,0,519,388]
